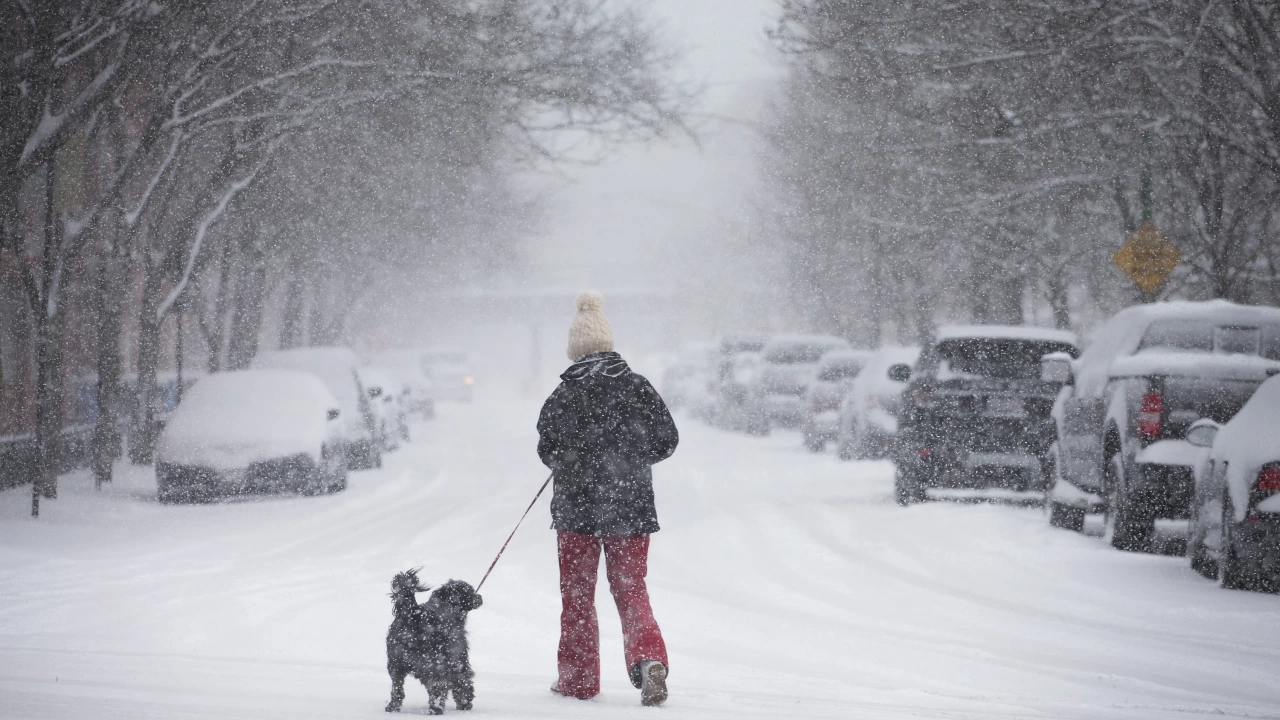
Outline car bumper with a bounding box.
[895,420,1053,490]
[764,395,805,424]
[1129,461,1194,519]
[808,411,841,439]
[158,455,319,498]
[1234,516,1280,580]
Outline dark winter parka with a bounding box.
[537,352,679,536]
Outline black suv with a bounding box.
[891,326,1080,505]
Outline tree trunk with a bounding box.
[32,158,64,514]
[227,247,267,370]
[129,267,165,465]
[278,255,306,350]
[91,249,125,488]
[1047,270,1071,330]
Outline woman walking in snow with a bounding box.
[537,291,679,707]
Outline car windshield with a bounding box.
[935,339,1077,380]
[765,344,836,364]
[425,352,468,365]
[1141,320,1280,359]
[819,360,864,381]
[722,339,765,354]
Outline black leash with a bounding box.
[476,473,553,591]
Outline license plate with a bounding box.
[985,396,1025,417]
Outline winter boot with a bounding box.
[637,661,668,707]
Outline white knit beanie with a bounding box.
[567,290,615,361]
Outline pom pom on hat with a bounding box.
[576,290,604,312]
[567,290,614,361]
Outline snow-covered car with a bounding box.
[801,349,871,451]
[369,350,437,419]
[893,326,1079,505]
[155,370,348,503]
[755,334,852,429]
[713,351,769,435]
[252,346,381,470]
[1185,377,1280,591]
[421,349,474,402]
[661,341,717,415]
[836,346,921,460]
[708,335,768,423]
[357,365,408,450]
[1046,301,1280,550]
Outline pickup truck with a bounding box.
[1045,300,1280,551]
[891,325,1080,505]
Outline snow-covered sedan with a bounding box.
[252,346,382,469]
[836,346,921,460]
[155,370,348,503]
[801,350,871,451]
[755,334,852,429]
[1186,376,1280,591]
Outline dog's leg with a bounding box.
[451,674,475,711]
[386,664,407,713]
[427,677,448,715]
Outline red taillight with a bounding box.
[1137,391,1162,438]
[1257,464,1280,494]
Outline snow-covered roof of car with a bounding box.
[1106,299,1280,326]
[157,370,338,471]
[251,346,366,438]
[763,334,851,349]
[936,325,1079,346]
[817,349,872,366]
[1110,351,1280,380]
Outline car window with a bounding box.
[819,361,864,381]
[765,345,834,364]
[1140,320,1280,357]
[1140,320,1214,352]
[933,339,1077,381]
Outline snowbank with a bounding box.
[155,369,339,470]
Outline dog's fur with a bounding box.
[385,570,483,714]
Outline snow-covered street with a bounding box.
[3,386,1279,720]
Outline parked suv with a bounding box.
[893,326,1079,505]
[1046,301,1280,551]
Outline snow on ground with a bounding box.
[3,385,1280,719]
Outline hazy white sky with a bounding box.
[529,0,782,292]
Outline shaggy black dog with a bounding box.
[385,570,483,714]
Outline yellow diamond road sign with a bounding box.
[1114,222,1180,293]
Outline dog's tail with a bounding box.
[390,568,429,613]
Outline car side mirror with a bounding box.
[1185,418,1219,448]
[1040,352,1074,386]
[887,364,912,383]
[327,409,341,421]
[368,387,383,398]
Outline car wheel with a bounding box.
[1104,453,1153,552]
[1218,493,1256,591]
[1042,445,1085,532]
[894,466,927,506]
[1187,496,1216,579]
[803,427,824,452]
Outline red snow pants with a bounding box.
[556,531,668,698]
